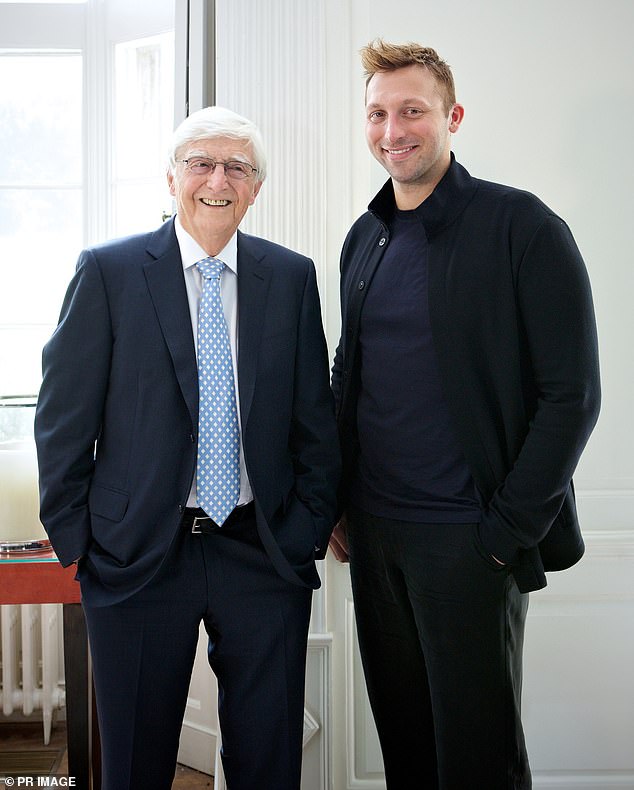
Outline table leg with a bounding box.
[62,603,100,790]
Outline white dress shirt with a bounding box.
[174,216,253,509]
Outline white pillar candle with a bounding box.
[0,438,48,544]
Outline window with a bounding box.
[0,51,82,395]
[113,33,175,236]
[0,2,175,396]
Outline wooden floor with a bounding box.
[0,721,213,788]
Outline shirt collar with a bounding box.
[368,153,478,239]
[174,215,238,275]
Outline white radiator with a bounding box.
[0,602,65,744]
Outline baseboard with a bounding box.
[177,720,216,775]
[533,770,634,789]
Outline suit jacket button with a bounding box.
[358,280,365,290]
[378,237,386,246]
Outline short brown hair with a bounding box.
[360,39,456,114]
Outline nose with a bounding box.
[206,164,230,188]
[384,114,406,144]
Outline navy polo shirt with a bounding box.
[350,208,481,523]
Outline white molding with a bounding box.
[308,633,333,648]
[311,559,327,634]
[532,771,634,789]
[179,716,216,739]
[526,528,634,607]
[577,489,634,532]
[0,3,84,49]
[583,528,634,558]
[178,718,216,777]
[173,0,189,126]
[303,706,321,748]
[305,635,333,790]
[84,0,111,245]
[187,0,215,112]
[344,599,385,789]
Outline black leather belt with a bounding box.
[183,501,255,534]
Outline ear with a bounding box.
[167,169,176,196]
[249,180,263,206]
[448,103,465,133]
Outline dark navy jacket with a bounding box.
[35,219,340,604]
[332,156,601,593]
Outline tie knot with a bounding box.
[196,257,225,279]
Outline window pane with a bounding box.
[0,53,82,185]
[0,51,82,397]
[0,327,55,396]
[113,33,174,234]
[0,189,82,324]
[114,180,171,238]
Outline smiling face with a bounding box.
[365,64,464,209]
[168,136,262,255]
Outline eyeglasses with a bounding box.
[177,157,258,180]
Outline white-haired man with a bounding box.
[35,106,340,790]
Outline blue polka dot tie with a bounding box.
[195,257,240,525]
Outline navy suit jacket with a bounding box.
[35,219,340,605]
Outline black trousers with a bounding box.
[82,512,312,790]
[347,507,531,790]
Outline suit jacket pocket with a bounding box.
[273,491,317,566]
[88,483,129,522]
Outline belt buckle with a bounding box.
[191,516,208,534]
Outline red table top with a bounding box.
[0,548,81,604]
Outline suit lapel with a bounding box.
[141,224,272,430]
[143,220,199,427]
[236,232,271,426]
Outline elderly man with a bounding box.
[35,106,340,790]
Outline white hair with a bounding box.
[167,106,267,181]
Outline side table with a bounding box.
[0,550,99,789]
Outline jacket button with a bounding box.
[178,504,184,513]
[358,280,365,290]
[378,237,386,246]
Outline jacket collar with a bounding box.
[368,153,478,239]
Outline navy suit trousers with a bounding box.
[82,513,312,790]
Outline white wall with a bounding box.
[342,2,634,788]
[348,0,634,505]
[216,1,633,787]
